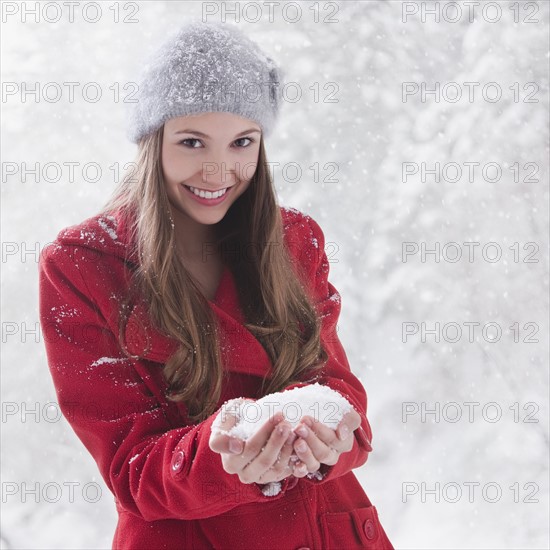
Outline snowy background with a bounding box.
[1,1,549,548]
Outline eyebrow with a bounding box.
[174,128,261,138]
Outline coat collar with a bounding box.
[56,205,307,379]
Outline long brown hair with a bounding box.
[99,125,328,423]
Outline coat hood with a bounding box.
[53,208,138,264]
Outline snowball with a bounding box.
[212,383,353,440]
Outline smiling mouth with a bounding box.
[183,184,234,199]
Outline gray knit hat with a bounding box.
[127,21,284,143]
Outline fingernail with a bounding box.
[339,425,350,441]
[286,432,297,445]
[229,438,243,454]
[295,425,308,438]
[295,439,307,452]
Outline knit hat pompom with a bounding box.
[127,21,284,143]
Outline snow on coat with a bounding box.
[38,205,394,549]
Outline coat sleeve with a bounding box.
[38,243,298,522]
[283,215,374,484]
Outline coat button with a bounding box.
[171,450,185,473]
[363,518,376,540]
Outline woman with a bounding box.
[39,21,394,549]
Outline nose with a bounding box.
[201,151,236,188]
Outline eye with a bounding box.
[178,138,203,148]
[233,137,254,148]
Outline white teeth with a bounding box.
[187,185,228,199]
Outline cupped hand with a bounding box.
[209,403,298,485]
[289,408,363,478]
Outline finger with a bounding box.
[256,438,295,484]
[209,410,240,454]
[270,430,297,477]
[298,416,354,458]
[239,420,292,483]
[210,433,248,456]
[219,414,286,476]
[237,411,285,463]
[336,409,362,441]
[296,417,342,466]
[300,416,341,447]
[221,412,286,477]
[292,437,321,473]
[292,459,309,478]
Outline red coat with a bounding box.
[39,205,394,550]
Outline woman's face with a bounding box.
[161,112,261,228]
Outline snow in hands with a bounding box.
[211,383,353,440]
